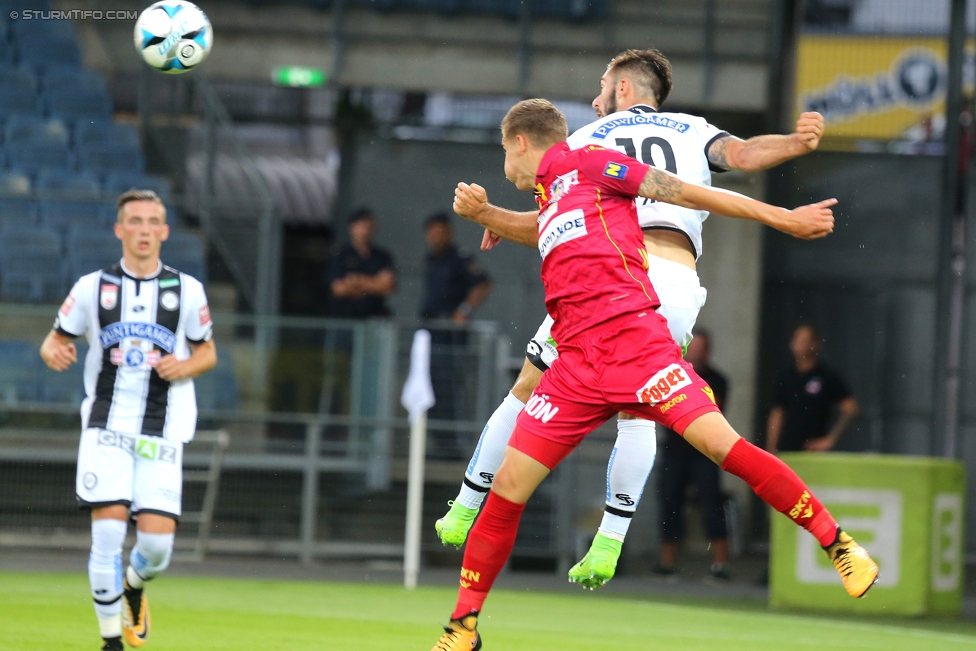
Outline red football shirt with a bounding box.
[534,142,660,343]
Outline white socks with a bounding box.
[127,531,175,587]
[89,519,126,639]
[455,392,525,509]
[599,419,657,541]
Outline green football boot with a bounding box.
[568,532,622,590]
[435,501,479,548]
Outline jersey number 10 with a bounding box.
[615,137,677,206]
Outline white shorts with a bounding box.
[76,428,184,520]
[526,255,707,370]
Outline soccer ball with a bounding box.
[134,1,212,74]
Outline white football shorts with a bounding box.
[526,254,707,370]
[76,428,184,519]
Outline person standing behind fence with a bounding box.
[328,207,397,318]
[766,322,859,453]
[420,213,492,458]
[39,190,217,651]
[653,330,732,581]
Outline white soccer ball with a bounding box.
[134,1,212,74]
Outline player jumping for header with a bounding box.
[436,48,830,589]
[40,190,217,651]
[429,100,877,651]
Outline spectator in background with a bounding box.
[328,208,396,318]
[766,322,859,453]
[420,213,492,458]
[653,330,732,581]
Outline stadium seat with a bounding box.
[35,169,100,197]
[0,228,64,302]
[41,65,105,94]
[74,120,139,148]
[0,40,13,65]
[10,14,74,41]
[0,87,40,118]
[0,169,36,229]
[103,172,171,201]
[194,356,239,411]
[37,343,87,404]
[162,253,207,283]
[17,39,81,70]
[69,250,118,279]
[6,140,74,173]
[0,168,31,195]
[45,88,111,120]
[4,114,68,145]
[0,339,40,403]
[0,66,37,92]
[77,142,145,174]
[39,199,112,231]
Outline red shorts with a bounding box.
[513,311,720,469]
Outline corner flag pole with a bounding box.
[401,330,435,590]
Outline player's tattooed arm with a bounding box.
[454,182,539,248]
[707,112,825,172]
[640,168,838,240]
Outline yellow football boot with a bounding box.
[122,577,151,648]
[431,614,482,651]
[825,530,879,598]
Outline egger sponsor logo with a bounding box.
[636,364,692,405]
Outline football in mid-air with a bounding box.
[134,1,212,74]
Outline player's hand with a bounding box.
[42,341,77,372]
[454,182,489,222]
[780,198,837,240]
[481,227,502,251]
[795,112,824,152]
[155,354,187,382]
[802,436,835,452]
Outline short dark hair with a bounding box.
[347,207,374,225]
[425,212,451,229]
[607,49,673,106]
[501,98,569,148]
[116,189,165,222]
[792,320,821,340]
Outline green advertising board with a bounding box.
[770,453,965,616]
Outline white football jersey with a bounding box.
[55,260,213,443]
[566,104,729,259]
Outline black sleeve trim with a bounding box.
[55,326,81,339]
[704,130,732,173]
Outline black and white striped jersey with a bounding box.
[54,260,213,443]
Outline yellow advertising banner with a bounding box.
[795,35,962,145]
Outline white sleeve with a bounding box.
[566,124,591,150]
[54,274,94,338]
[181,275,213,344]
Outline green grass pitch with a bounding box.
[2,571,976,650]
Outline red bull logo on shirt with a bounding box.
[637,364,692,405]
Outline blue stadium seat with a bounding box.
[194,356,239,411]
[74,120,139,148]
[0,339,39,403]
[69,249,119,279]
[39,199,111,230]
[4,113,68,145]
[0,169,35,229]
[103,172,170,202]
[0,87,40,118]
[0,41,14,65]
[45,88,110,120]
[9,13,73,40]
[37,343,87,404]
[77,142,145,174]
[6,140,74,173]
[36,168,100,197]
[0,228,64,302]
[17,38,81,70]
[42,65,105,94]
[0,66,37,91]
[0,168,30,195]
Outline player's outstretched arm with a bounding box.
[708,112,824,172]
[40,330,77,372]
[454,182,538,248]
[637,167,836,240]
[156,340,217,382]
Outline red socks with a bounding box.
[452,492,526,620]
[721,438,839,547]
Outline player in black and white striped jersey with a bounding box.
[40,189,216,651]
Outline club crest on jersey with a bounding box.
[548,169,579,202]
[160,290,180,311]
[637,363,692,405]
[100,285,118,310]
[603,161,628,179]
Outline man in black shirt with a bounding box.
[421,213,492,458]
[654,330,732,580]
[328,208,396,318]
[766,322,859,453]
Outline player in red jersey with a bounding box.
[430,99,878,651]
